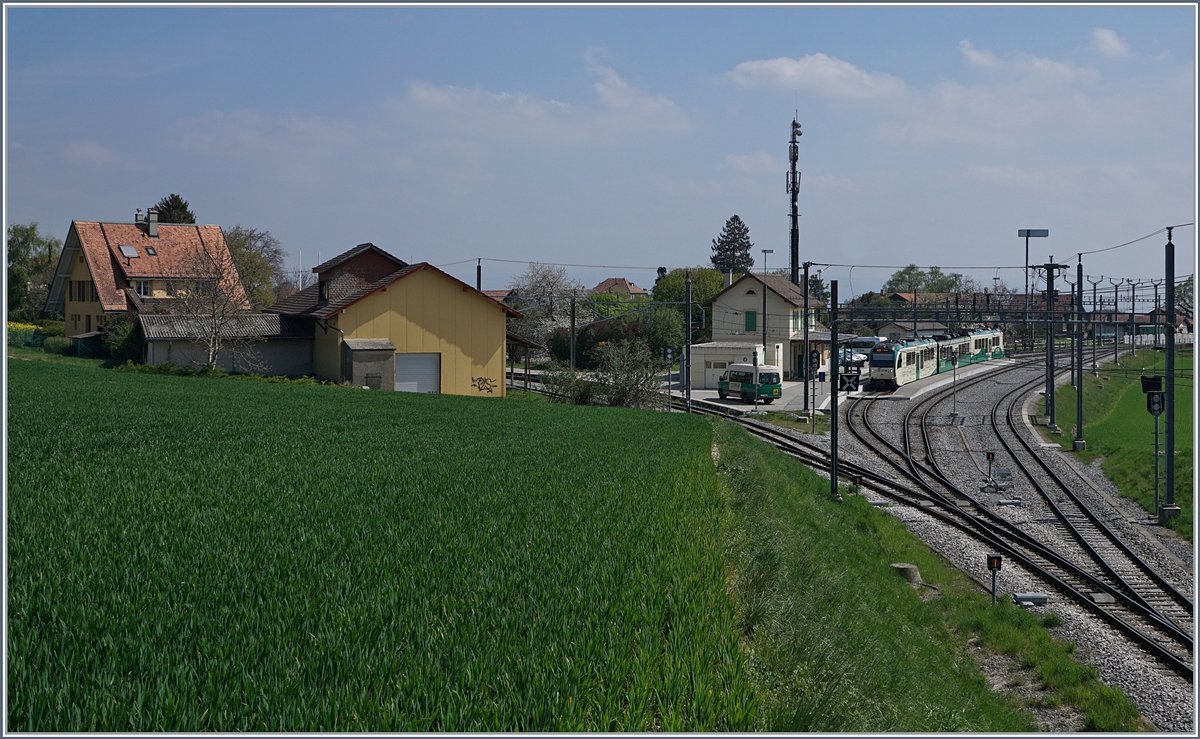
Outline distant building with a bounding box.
[589,277,648,298]
[876,321,949,341]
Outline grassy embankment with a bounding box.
[1041,348,1193,541]
[7,353,1140,730]
[714,421,1141,732]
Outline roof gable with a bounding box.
[705,272,808,307]
[312,242,406,276]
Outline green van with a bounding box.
[718,363,783,404]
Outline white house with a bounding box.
[704,273,830,379]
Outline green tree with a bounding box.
[223,225,286,311]
[709,215,754,274]
[153,194,196,224]
[651,267,726,343]
[881,264,958,295]
[1177,275,1193,320]
[6,222,63,319]
[808,274,829,304]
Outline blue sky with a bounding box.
[4,4,1196,296]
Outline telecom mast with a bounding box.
[788,117,802,284]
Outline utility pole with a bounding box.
[803,261,812,413]
[1043,257,1068,431]
[1088,275,1103,374]
[788,118,802,285]
[762,249,773,364]
[1074,258,1086,451]
[1108,278,1122,362]
[830,279,840,501]
[476,258,482,292]
[1162,228,1178,522]
[685,271,693,414]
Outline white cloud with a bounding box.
[62,140,116,165]
[959,40,1000,69]
[728,53,906,99]
[1092,28,1130,57]
[726,151,779,175]
[400,65,689,143]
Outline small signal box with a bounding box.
[987,553,1003,571]
[986,452,995,462]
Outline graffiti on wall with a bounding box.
[472,376,497,394]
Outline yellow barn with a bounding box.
[266,243,518,397]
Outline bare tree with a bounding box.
[506,262,584,347]
[168,236,262,370]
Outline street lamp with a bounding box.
[1019,229,1049,349]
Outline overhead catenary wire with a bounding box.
[440,224,1195,275]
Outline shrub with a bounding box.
[100,316,143,362]
[42,336,74,355]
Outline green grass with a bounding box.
[756,408,831,436]
[1043,348,1193,541]
[7,359,754,731]
[714,421,1142,732]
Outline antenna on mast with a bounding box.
[787,117,802,285]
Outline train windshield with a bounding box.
[870,347,896,367]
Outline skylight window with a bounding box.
[119,245,140,258]
[145,246,157,256]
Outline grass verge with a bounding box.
[1041,348,1193,541]
[714,420,1143,731]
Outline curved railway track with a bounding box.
[846,359,1192,681]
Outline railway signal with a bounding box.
[986,553,1003,604]
[839,374,859,392]
[986,451,995,479]
[1147,391,1165,416]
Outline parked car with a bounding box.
[839,347,869,368]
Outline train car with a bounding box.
[869,330,1005,389]
[868,338,937,388]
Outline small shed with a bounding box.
[342,338,396,390]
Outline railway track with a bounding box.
[848,359,1193,681]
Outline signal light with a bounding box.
[987,554,1003,571]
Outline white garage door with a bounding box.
[395,352,441,393]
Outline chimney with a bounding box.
[135,208,143,224]
[147,208,158,238]
[725,269,733,288]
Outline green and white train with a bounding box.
[868,329,1005,389]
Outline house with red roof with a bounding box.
[589,277,649,298]
[43,208,249,337]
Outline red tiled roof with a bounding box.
[266,260,521,319]
[57,221,249,313]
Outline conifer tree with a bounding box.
[153,194,196,224]
[709,215,754,274]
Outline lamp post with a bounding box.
[1019,229,1049,349]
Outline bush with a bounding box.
[42,336,74,356]
[100,316,143,363]
[34,319,65,337]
